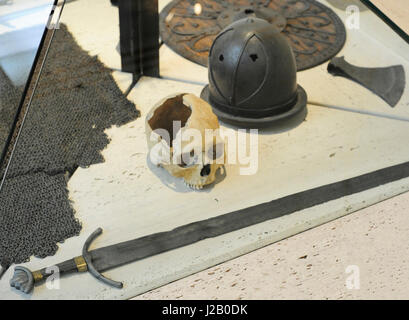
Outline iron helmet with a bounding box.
[201,17,307,127]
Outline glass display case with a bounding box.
[0,0,408,299]
[0,0,55,168]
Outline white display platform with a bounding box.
[2,72,409,299]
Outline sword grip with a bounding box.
[10,256,87,294]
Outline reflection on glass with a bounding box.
[0,0,54,165]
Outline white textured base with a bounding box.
[2,73,409,299]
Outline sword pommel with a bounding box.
[10,266,34,294]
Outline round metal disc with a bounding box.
[160,0,346,71]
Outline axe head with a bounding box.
[328,56,406,108]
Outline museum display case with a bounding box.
[0,0,55,170]
[0,0,408,299]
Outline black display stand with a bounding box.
[116,0,160,79]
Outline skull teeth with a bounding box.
[184,181,203,190]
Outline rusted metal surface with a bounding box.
[160,0,346,71]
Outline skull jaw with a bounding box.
[162,163,222,189]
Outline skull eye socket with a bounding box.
[178,149,197,168]
[208,143,224,161]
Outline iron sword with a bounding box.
[10,159,409,294]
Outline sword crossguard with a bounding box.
[82,228,123,289]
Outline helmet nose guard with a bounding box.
[201,18,307,128]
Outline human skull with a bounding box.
[146,93,224,189]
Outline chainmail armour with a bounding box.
[0,24,140,268]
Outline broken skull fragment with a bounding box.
[146,93,224,190]
[201,18,307,127]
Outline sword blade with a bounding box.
[89,223,215,272]
[89,160,409,273]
